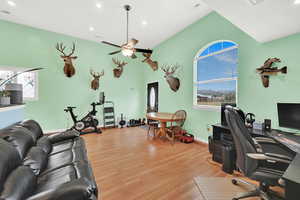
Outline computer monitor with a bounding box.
[277,103,300,130]
[99,92,105,105]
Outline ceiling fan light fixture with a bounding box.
[122,48,134,57]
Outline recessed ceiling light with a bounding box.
[294,0,300,4]
[142,20,148,26]
[89,26,95,32]
[96,3,102,8]
[7,0,16,7]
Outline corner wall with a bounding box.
[0,19,145,131]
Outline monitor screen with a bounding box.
[277,103,300,130]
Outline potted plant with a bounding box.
[0,90,11,106]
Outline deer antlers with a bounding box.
[56,42,76,57]
[90,69,104,78]
[161,63,180,75]
[112,58,127,68]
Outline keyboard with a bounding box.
[268,130,300,154]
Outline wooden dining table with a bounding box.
[146,112,182,140]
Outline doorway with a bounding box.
[147,82,158,113]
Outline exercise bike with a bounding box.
[64,102,102,134]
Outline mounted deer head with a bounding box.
[56,42,77,78]
[142,53,158,71]
[112,58,127,78]
[90,69,104,90]
[161,64,181,92]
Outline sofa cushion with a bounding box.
[0,166,37,200]
[0,139,21,192]
[36,162,97,197]
[37,136,52,154]
[0,127,34,159]
[23,147,48,175]
[18,120,43,141]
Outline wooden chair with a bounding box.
[147,119,159,139]
[166,110,187,144]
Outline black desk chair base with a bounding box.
[231,178,284,200]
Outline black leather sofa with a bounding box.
[0,120,98,200]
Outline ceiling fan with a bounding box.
[102,5,153,59]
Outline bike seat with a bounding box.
[67,106,76,109]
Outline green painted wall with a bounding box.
[0,19,145,131]
[1,12,300,137]
[142,12,300,141]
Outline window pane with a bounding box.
[199,48,209,57]
[17,72,36,99]
[223,41,236,49]
[197,48,238,82]
[0,71,15,84]
[209,42,222,54]
[197,80,236,106]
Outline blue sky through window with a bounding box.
[199,41,236,57]
[197,48,238,82]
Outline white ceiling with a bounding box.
[202,0,300,42]
[0,0,212,48]
[1,0,300,48]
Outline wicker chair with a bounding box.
[166,110,187,144]
[147,119,159,139]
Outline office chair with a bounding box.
[225,106,292,200]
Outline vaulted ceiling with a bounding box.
[202,0,300,42]
[0,0,300,48]
[0,0,212,48]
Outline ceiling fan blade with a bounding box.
[135,48,153,54]
[109,50,122,55]
[102,41,121,48]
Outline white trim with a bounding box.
[195,77,237,84]
[195,46,238,61]
[195,137,208,144]
[193,104,221,112]
[0,105,25,112]
[193,40,238,61]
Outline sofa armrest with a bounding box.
[48,130,80,144]
[27,179,97,200]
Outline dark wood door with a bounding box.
[147,82,158,113]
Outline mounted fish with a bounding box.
[161,64,181,92]
[112,58,127,78]
[56,42,77,78]
[142,53,158,71]
[256,58,287,88]
[90,69,104,90]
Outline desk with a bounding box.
[146,112,181,140]
[211,123,300,199]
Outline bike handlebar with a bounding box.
[64,106,76,112]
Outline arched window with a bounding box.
[193,40,238,110]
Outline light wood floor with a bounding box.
[82,127,256,200]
